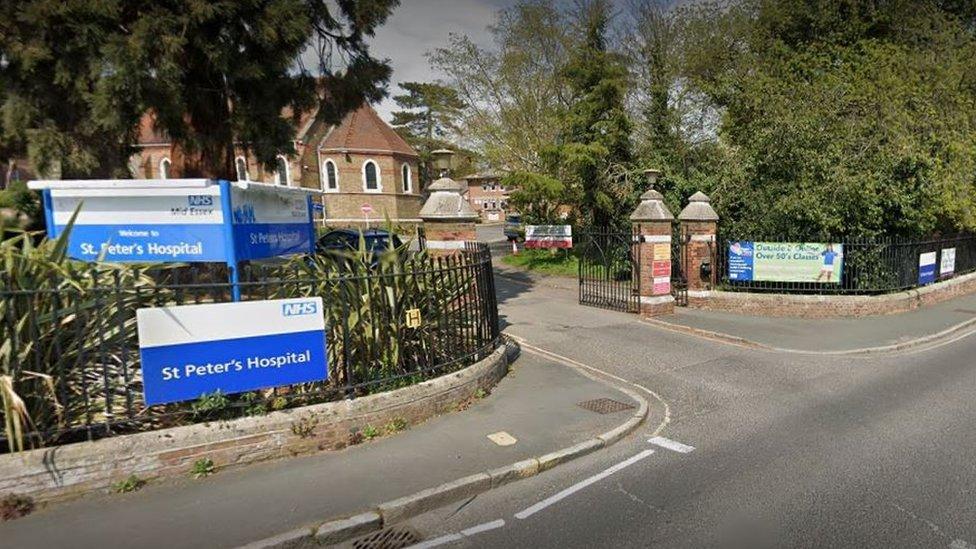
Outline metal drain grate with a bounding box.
[577,398,635,415]
[350,525,422,549]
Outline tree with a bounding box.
[680,0,976,238]
[0,1,400,180]
[552,0,633,227]
[504,171,566,224]
[429,0,572,173]
[0,1,140,178]
[391,82,464,186]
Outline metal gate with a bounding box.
[671,227,689,306]
[578,229,640,313]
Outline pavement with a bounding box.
[0,349,657,549]
[394,270,976,548]
[652,292,976,353]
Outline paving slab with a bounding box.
[0,351,643,549]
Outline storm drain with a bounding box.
[577,398,635,415]
[350,525,422,549]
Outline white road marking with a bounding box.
[408,533,463,549]
[406,520,506,549]
[648,436,695,453]
[514,449,655,520]
[460,519,506,536]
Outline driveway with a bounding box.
[403,272,976,548]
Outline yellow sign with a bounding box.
[406,308,422,328]
[653,244,669,261]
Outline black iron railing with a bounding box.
[716,234,976,294]
[0,244,500,450]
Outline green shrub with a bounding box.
[112,474,146,493]
[190,458,215,479]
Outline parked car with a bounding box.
[313,228,404,268]
[503,214,524,242]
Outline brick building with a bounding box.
[461,173,510,222]
[130,103,422,227]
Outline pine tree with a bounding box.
[555,0,632,227]
[391,82,464,185]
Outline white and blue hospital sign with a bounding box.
[136,298,328,405]
[230,185,314,260]
[35,179,316,264]
[49,187,227,262]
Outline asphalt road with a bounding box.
[397,274,976,548]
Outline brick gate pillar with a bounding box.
[419,176,478,256]
[677,192,719,295]
[630,188,675,317]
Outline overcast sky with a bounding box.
[366,0,514,122]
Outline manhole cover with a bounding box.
[351,525,422,549]
[577,398,635,415]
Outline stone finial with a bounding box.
[677,191,719,222]
[419,176,478,220]
[630,188,674,222]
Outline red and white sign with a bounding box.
[525,225,572,249]
[361,203,373,216]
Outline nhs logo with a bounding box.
[282,301,318,316]
[188,195,214,206]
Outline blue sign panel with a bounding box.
[233,223,315,260]
[727,241,755,281]
[918,252,937,285]
[58,223,227,262]
[230,185,315,261]
[137,298,328,405]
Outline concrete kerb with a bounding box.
[237,338,651,549]
[642,314,976,357]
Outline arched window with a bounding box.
[362,160,380,192]
[323,159,338,191]
[401,163,412,193]
[159,157,171,180]
[275,155,289,186]
[235,156,249,181]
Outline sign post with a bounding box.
[29,179,320,301]
[361,203,373,229]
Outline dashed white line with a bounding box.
[460,519,506,536]
[514,449,655,520]
[648,436,695,453]
[407,519,506,549]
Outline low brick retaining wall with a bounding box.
[0,344,511,505]
[688,271,976,318]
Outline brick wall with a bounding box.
[635,221,674,316]
[0,345,509,505]
[464,177,510,222]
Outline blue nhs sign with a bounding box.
[137,297,328,405]
[283,301,318,316]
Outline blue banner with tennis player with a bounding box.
[729,241,844,283]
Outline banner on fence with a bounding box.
[918,252,937,285]
[137,298,328,405]
[941,247,956,277]
[728,241,844,283]
[525,225,572,249]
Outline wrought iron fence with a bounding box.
[716,234,976,294]
[577,229,640,313]
[0,243,500,451]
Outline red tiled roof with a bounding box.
[319,103,418,157]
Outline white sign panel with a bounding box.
[525,225,573,249]
[941,247,956,277]
[137,298,328,405]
